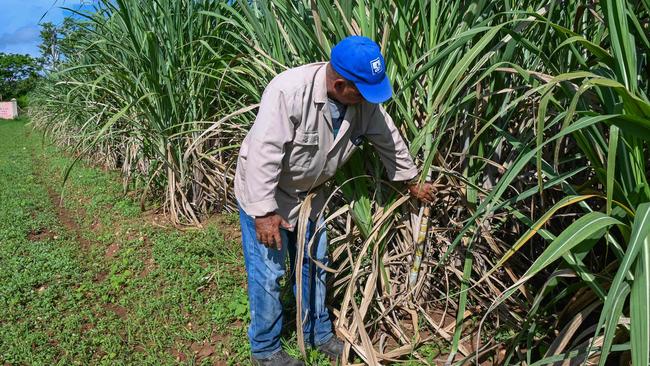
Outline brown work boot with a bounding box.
[251,349,305,366]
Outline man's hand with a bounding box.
[255,212,292,250]
[408,181,437,203]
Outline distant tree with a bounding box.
[39,22,60,69]
[59,17,84,59]
[39,18,83,69]
[0,53,41,101]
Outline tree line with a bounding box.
[1,18,80,106]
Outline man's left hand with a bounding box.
[408,181,437,203]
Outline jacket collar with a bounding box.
[312,63,328,104]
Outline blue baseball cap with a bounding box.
[330,36,392,104]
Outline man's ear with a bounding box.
[333,79,346,92]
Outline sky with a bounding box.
[0,0,96,57]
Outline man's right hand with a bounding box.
[254,212,292,250]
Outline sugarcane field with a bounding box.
[1,0,649,365]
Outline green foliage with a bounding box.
[31,0,244,224]
[15,94,29,108]
[28,0,650,364]
[0,53,41,101]
[39,18,85,69]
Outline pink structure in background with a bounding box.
[0,99,19,119]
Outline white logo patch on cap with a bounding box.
[370,57,383,75]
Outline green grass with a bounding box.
[0,118,251,365]
[0,118,339,365]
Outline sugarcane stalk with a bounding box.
[408,133,434,292]
[408,205,430,289]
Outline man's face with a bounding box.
[333,79,364,105]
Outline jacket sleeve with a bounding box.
[364,104,418,181]
[240,86,295,216]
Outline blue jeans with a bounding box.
[239,206,333,358]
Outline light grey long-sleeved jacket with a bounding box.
[234,62,417,228]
